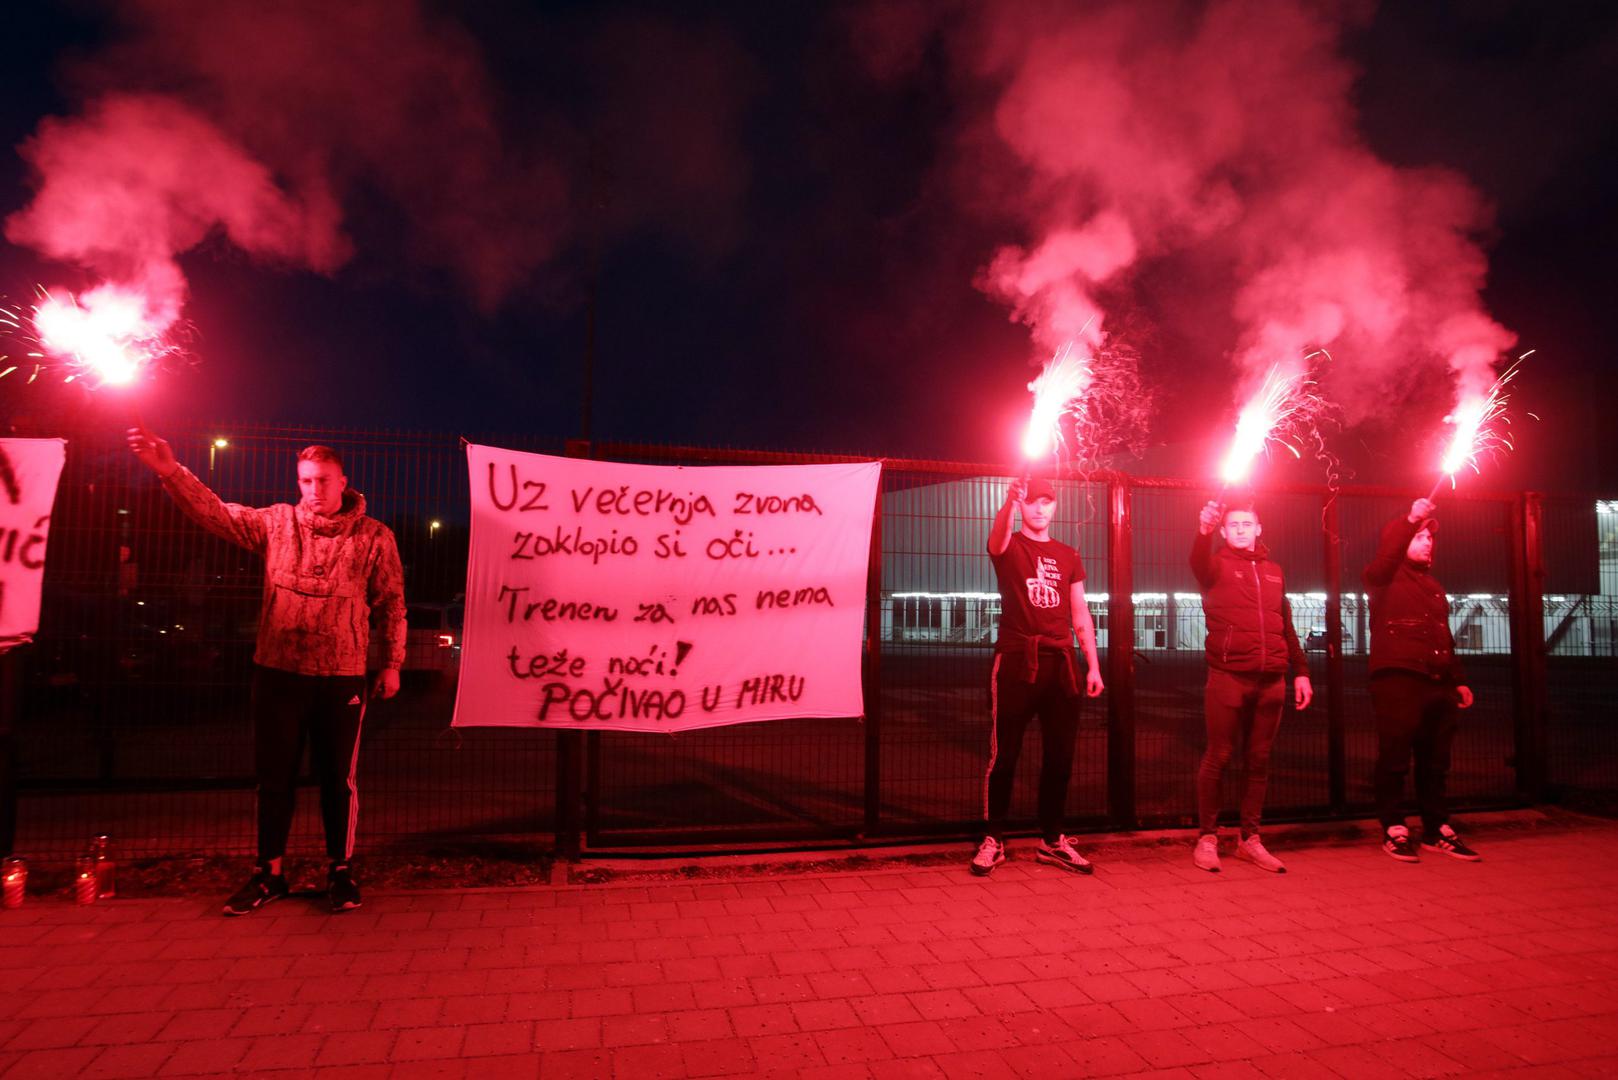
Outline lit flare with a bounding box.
[1021,342,1093,460]
[30,285,169,386]
[1430,354,1528,496]
[1219,359,1329,486]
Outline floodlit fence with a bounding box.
[5,423,1614,860]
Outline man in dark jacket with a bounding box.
[1365,497,1478,862]
[1190,500,1312,874]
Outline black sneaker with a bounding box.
[327,863,363,912]
[1035,835,1094,875]
[1382,826,1419,863]
[223,867,289,916]
[1421,824,1481,862]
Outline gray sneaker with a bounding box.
[1193,834,1221,873]
[1235,835,1286,874]
[970,836,1005,877]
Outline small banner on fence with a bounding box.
[0,438,67,651]
[453,446,881,732]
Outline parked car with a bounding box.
[366,598,462,681]
[1305,627,1329,650]
[402,600,463,679]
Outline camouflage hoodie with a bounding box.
[161,466,406,677]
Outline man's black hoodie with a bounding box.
[1363,515,1463,682]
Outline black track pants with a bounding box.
[251,665,368,863]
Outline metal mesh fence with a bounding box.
[13,423,566,858]
[1336,492,1519,810]
[875,471,1108,836]
[4,423,1612,860]
[1542,496,1616,797]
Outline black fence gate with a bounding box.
[5,423,1613,860]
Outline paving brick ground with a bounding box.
[3,815,1617,1078]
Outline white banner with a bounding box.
[453,446,880,732]
[0,438,67,651]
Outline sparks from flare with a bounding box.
[2,285,180,387]
[1219,353,1333,486]
[1016,334,1152,479]
[1022,341,1093,460]
[1429,353,1529,498]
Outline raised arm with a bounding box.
[1364,498,1433,587]
[128,427,269,554]
[1189,531,1217,589]
[987,477,1026,556]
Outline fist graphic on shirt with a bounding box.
[1025,579,1061,609]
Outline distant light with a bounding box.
[213,437,229,449]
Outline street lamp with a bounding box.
[429,519,441,538]
[209,437,229,471]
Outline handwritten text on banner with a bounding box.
[0,438,67,651]
[453,446,880,732]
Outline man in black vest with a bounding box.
[971,477,1104,877]
[1365,497,1479,862]
[1190,499,1312,874]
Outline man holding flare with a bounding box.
[1190,498,1312,874]
[1365,497,1479,862]
[127,426,406,914]
[972,476,1104,877]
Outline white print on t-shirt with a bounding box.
[1026,553,1063,609]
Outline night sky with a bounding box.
[2,1,1615,492]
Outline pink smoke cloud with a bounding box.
[851,0,1516,437]
[0,0,605,332]
[6,93,347,330]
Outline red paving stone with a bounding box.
[1,815,1617,1077]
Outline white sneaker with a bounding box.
[970,835,1005,876]
[1235,835,1286,874]
[1193,834,1221,873]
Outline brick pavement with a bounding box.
[2,814,1617,1078]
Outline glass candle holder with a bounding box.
[75,857,97,906]
[1,857,26,910]
[90,835,116,899]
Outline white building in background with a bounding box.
[882,484,1618,659]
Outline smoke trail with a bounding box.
[851,0,1515,428]
[5,0,569,320]
[6,94,347,331]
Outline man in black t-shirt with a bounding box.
[972,476,1104,877]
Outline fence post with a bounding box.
[0,647,19,857]
[1509,492,1548,802]
[1106,478,1136,828]
[553,439,591,861]
[862,474,884,837]
[1323,496,1346,812]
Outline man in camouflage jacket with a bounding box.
[130,427,405,914]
